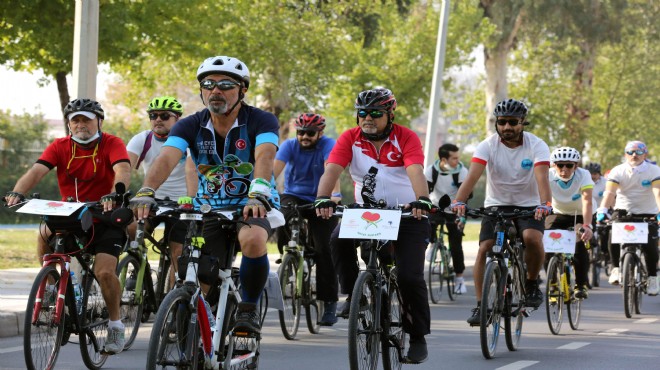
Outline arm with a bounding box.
[534,164,552,205]
[406,163,431,219]
[103,161,131,211]
[652,181,660,218]
[316,163,344,219]
[184,155,198,197]
[455,161,485,203]
[128,152,139,170]
[580,187,594,242]
[6,163,50,206]
[246,142,277,218]
[273,158,286,180]
[599,181,618,210]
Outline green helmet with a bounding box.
[147,96,183,114]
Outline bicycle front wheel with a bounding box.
[622,252,636,318]
[24,265,64,370]
[427,243,444,303]
[545,256,563,335]
[589,245,601,288]
[381,274,404,370]
[505,262,523,351]
[304,258,322,334]
[348,272,379,370]
[278,253,301,340]
[480,261,502,359]
[79,274,108,369]
[116,254,143,349]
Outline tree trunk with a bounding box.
[564,42,596,150]
[55,71,70,135]
[484,47,509,136]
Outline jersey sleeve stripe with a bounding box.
[471,157,487,165]
[534,161,550,167]
[163,136,189,153]
[256,132,279,148]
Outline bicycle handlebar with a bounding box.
[465,207,537,220]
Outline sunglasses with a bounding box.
[200,79,240,91]
[296,130,317,137]
[625,150,646,156]
[149,112,175,121]
[357,110,385,119]
[555,163,575,169]
[496,119,522,126]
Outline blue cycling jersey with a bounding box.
[275,136,335,202]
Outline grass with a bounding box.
[0,222,481,270]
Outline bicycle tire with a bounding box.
[304,258,322,334]
[635,255,646,315]
[567,263,581,330]
[146,288,200,369]
[622,252,636,318]
[79,273,108,369]
[545,256,563,335]
[427,242,444,303]
[381,273,404,370]
[589,245,601,288]
[24,265,64,370]
[154,240,174,306]
[444,246,455,301]
[116,254,143,349]
[480,261,502,359]
[505,261,523,350]
[348,272,379,370]
[278,253,301,340]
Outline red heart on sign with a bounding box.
[624,225,635,231]
[362,212,380,222]
[549,232,562,240]
[47,202,64,207]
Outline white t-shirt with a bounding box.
[126,130,189,200]
[591,175,607,214]
[607,161,660,214]
[473,132,550,207]
[549,167,594,215]
[424,161,468,205]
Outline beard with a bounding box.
[208,96,229,115]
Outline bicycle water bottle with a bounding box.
[70,271,83,315]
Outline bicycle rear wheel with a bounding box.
[381,273,404,370]
[116,254,143,349]
[505,262,523,351]
[480,261,502,359]
[443,247,455,301]
[304,258,322,334]
[79,274,108,369]
[348,272,379,370]
[567,263,581,330]
[427,242,444,303]
[545,256,563,335]
[278,253,301,340]
[24,265,64,370]
[622,253,636,318]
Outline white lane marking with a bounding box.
[557,342,590,350]
[633,318,657,324]
[496,361,539,370]
[0,346,22,354]
[598,328,629,336]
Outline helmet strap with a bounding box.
[224,90,244,116]
[361,115,393,141]
[153,131,168,142]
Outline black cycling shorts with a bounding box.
[478,206,544,242]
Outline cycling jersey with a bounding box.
[327,124,424,206]
[127,130,188,199]
[424,161,468,205]
[607,161,660,214]
[164,104,280,208]
[276,135,335,202]
[37,134,130,202]
[591,175,607,213]
[472,132,550,208]
[549,167,594,215]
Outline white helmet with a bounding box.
[196,56,250,88]
[551,147,581,162]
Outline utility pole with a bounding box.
[71,0,99,100]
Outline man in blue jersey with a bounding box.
[131,56,280,334]
[274,113,342,325]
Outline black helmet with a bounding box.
[493,99,528,117]
[355,88,397,112]
[585,162,602,174]
[63,98,105,120]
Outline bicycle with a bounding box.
[146,204,272,370]
[589,223,612,288]
[465,207,537,360]
[13,185,133,370]
[427,213,455,303]
[277,202,322,340]
[116,198,181,350]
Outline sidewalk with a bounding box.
[0,241,479,338]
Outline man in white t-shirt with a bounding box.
[126,96,197,284]
[596,141,660,295]
[451,99,552,326]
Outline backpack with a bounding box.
[428,166,472,200]
[135,131,154,170]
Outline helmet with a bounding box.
[147,96,183,114]
[585,162,602,174]
[493,99,528,117]
[295,113,326,131]
[196,56,250,88]
[354,88,397,112]
[551,147,581,162]
[63,98,104,120]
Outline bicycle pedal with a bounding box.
[232,330,261,340]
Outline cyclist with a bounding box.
[547,147,594,299]
[315,88,432,363]
[126,96,197,285]
[596,141,660,295]
[586,162,610,263]
[424,143,469,294]
[274,113,341,326]
[130,56,280,334]
[451,98,552,325]
[5,98,131,354]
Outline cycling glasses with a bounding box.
[296,130,317,137]
[496,118,522,126]
[625,149,646,156]
[555,163,575,169]
[357,110,385,119]
[200,79,240,91]
[149,112,175,121]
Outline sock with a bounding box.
[239,254,270,304]
[108,320,124,330]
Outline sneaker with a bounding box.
[319,301,338,326]
[337,297,351,319]
[406,335,428,363]
[233,303,261,335]
[574,285,589,299]
[467,306,480,325]
[104,326,125,354]
[609,267,620,285]
[425,247,433,262]
[454,277,467,294]
[647,276,659,296]
[525,281,543,308]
